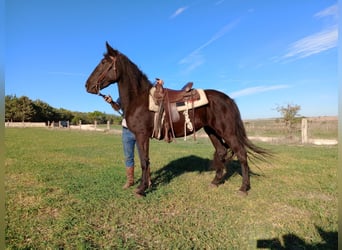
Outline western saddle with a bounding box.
[153,78,199,142]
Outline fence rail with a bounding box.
[5,122,46,127]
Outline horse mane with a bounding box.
[105,50,153,97]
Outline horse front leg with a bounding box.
[211,150,227,186]
[135,134,151,197]
[204,128,227,187]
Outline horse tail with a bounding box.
[234,104,271,162]
[244,136,271,162]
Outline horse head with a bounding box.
[85,42,120,94]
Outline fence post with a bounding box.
[94,120,97,130]
[79,120,82,130]
[107,120,110,130]
[301,118,308,144]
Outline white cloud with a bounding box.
[215,0,225,6]
[314,4,338,19]
[170,7,188,19]
[229,85,290,98]
[283,26,338,59]
[179,19,240,73]
[179,51,205,72]
[281,4,338,61]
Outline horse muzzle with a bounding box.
[85,80,100,94]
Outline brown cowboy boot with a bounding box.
[123,166,134,189]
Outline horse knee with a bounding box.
[211,152,225,171]
[214,148,227,162]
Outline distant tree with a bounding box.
[276,103,301,133]
[71,114,82,125]
[105,113,122,125]
[6,95,26,122]
[6,96,36,122]
[5,95,17,122]
[5,94,119,125]
[19,96,36,122]
[32,99,57,122]
[88,110,107,124]
[56,108,74,122]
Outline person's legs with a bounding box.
[122,127,136,189]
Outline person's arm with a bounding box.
[104,95,120,111]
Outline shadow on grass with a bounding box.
[256,225,337,250]
[147,155,260,193]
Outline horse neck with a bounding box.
[117,76,152,113]
[116,55,152,113]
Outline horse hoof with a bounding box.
[210,183,219,188]
[237,190,248,197]
[134,187,146,197]
[134,191,145,198]
[134,189,146,198]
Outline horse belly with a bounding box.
[171,108,205,138]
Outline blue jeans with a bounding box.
[122,127,136,167]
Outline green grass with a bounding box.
[5,128,337,249]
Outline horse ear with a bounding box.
[106,41,118,56]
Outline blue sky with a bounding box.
[5,0,338,119]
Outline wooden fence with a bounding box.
[244,117,338,145]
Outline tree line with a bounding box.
[5,95,122,125]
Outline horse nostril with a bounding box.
[85,81,91,89]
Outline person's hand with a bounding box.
[104,95,113,104]
[104,95,121,112]
[155,78,164,86]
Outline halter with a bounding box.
[96,55,117,95]
[95,55,123,116]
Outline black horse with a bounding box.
[85,42,268,197]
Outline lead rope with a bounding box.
[191,91,196,141]
[183,104,193,141]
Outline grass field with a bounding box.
[5,128,337,249]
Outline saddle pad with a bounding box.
[149,87,208,112]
